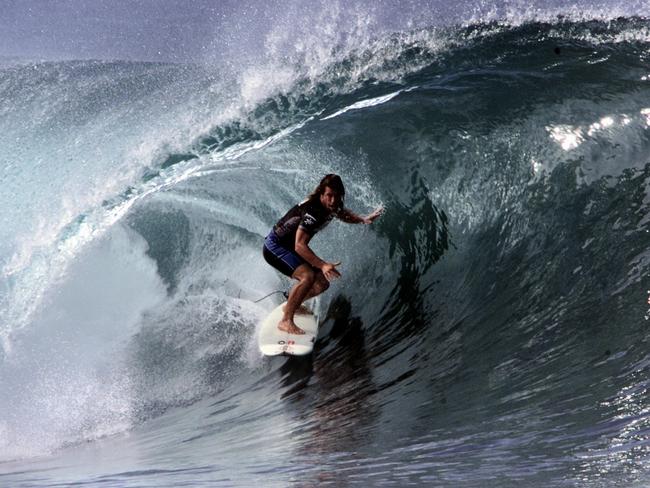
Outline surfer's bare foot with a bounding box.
[282,304,311,315]
[278,318,305,335]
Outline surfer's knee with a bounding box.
[313,273,329,294]
[316,280,329,295]
[293,264,316,284]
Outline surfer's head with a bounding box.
[310,174,345,212]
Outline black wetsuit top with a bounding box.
[272,198,340,250]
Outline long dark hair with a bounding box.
[306,173,345,204]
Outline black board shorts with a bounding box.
[263,231,306,277]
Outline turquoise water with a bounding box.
[1,12,650,487]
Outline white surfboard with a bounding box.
[258,301,318,356]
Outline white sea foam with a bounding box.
[0,225,166,461]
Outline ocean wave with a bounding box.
[1,16,650,486]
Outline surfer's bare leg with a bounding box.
[303,271,329,301]
[279,264,316,334]
[282,271,329,315]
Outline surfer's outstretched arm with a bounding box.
[337,205,384,224]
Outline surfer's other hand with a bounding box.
[321,261,341,281]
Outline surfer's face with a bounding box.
[320,186,341,212]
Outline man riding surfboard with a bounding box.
[262,174,383,334]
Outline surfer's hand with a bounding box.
[321,261,341,281]
[363,205,384,224]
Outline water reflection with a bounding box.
[280,295,379,484]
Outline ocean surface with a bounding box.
[1,11,650,488]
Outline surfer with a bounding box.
[263,174,383,334]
